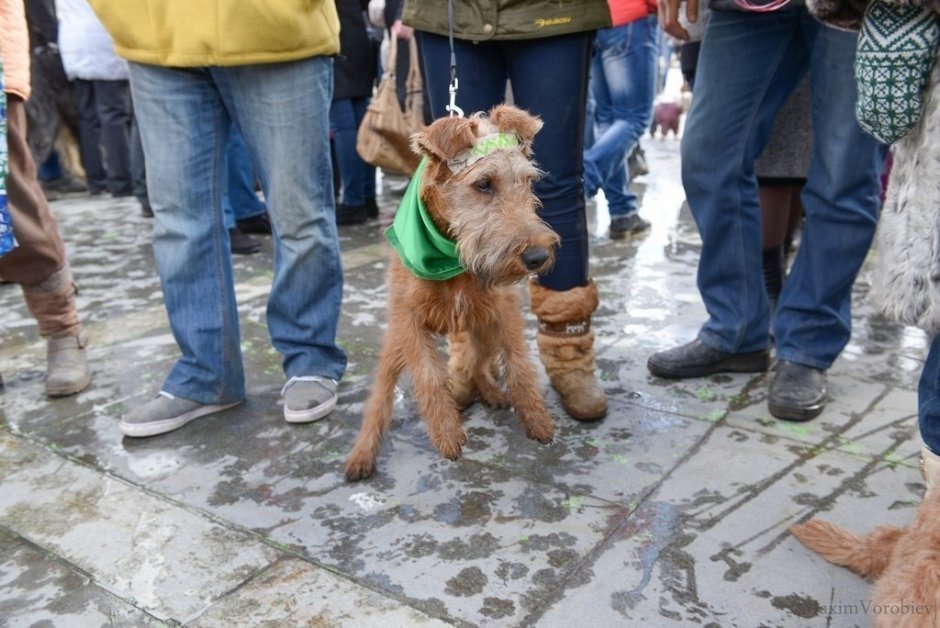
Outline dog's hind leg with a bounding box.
[490,294,554,443]
[448,331,478,409]
[345,338,405,481]
[790,521,904,579]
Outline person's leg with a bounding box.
[648,9,809,378]
[129,110,152,216]
[93,80,133,196]
[585,16,659,221]
[507,34,607,420]
[417,32,509,119]
[329,97,368,224]
[774,15,886,369]
[352,95,378,214]
[0,96,90,396]
[216,57,347,423]
[128,62,245,407]
[226,125,266,221]
[72,79,107,194]
[920,335,940,488]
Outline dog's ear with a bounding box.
[489,105,543,155]
[413,116,478,162]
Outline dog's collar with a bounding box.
[447,132,521,175]
[386,158,466,281]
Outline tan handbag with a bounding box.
[356,34,425,176]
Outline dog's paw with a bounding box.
[344,456,376,482]
[524,418,555,444]
[433,428,467,461]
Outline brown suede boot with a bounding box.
[528,279,607,421]
[21,267,91,397]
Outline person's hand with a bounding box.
[659,0,698,41]
[392,19,414,40]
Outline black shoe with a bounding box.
[236,213,272,234]
[42,176,88,194]
[648,339,770,379]
[336,203,368,226]
[229,227,261,255]
[609,213,651,240]
[365,197,379,218]
[140,199,154,218]
[768,360,827,422]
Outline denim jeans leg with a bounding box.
[215,58,347,381]
[920,335,940,455]
[329,97,375,206]
[682,10,808,354]
[584,16,659,217]
[128,62,245,404]
[773,15,886,369]
[226,125,266,222]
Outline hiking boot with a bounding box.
[120,391,242,437]
[282,376,337,423]
[228,227,261,255]
[45,333,92,397]
[768,360,827,421]
[648,339,770,379]
[236,213,272,234]
[609,213,651,239]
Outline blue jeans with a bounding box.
[417,31,593,292]
[222,125,267,229]
[329,96,376,206]
[584,15,658,217]
[921,335,940,454]
[129,58,347,404]
[682,9,886,368]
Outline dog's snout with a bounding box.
[522,247,550,271]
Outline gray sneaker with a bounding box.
[282,376,337,423]
[120,391,241,437]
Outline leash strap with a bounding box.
[445,0,464,117]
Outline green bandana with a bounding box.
[385,158,466,281]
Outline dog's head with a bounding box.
[412,105,560,287]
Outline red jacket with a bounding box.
[608,0,657,26]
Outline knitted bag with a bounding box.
[0,53,15,257]
[854,0,940,144]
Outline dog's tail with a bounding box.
[790,520,905,579]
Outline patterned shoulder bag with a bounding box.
[854,0,939,143]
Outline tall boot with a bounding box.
[21,267,91,397]
[528,279,607,421]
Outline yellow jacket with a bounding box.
[89,0,340,67]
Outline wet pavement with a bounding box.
[0,137,928,627]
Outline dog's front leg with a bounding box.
[492,298,554,443]
[345,333,405,481]
[406,329,467,460]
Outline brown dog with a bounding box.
[345,105,560,481]
[790,488,940,627]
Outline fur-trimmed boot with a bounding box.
[529,280,607,421]
[921,446,940,493]
[21,267,91,397]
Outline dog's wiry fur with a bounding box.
[345,105,560,481]
[791,488,940,627]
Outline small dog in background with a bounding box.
[345,104,559,481]
[790,488,940,628]
[650,101,683,138]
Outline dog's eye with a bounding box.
[475,178,493,193]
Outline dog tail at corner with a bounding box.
[790,520,905,580]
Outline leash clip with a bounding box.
[446,76,464,118]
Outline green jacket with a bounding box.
[401,0,611,41]
[89,0,339,67]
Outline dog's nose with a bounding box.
[522,247,550,271]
